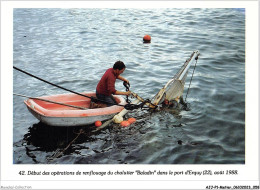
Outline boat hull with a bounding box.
[24,92,126,127]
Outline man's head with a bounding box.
[113,61,126,75]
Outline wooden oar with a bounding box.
[131,92,157,108]
[13,93,88,110]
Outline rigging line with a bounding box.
[13,93,88,110]
[184,59,198,102]
[13,66,125,107]
[47,129,84,163]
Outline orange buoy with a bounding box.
[120,120,130,127]
[95,120,102,127]
[143,34,151,43]
[128,117,136,124]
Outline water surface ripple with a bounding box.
[13,8,245,164]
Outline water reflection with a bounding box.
[23,122,97,163]
[22,105,186,164]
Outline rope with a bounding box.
[47,129,84,163]
[184,59,198,102]
[123,81,131,103]
[13,66,126,108]
[13,66,156,111]
[13,93,88,110]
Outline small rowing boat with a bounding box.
[24,92,126,127]
[15,50,200,128]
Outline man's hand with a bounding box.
[125,90,131,96]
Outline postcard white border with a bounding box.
[1,1,259,189]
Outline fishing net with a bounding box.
[151,51,198,105]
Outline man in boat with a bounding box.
[95,61,131,107]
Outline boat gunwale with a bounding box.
[24,92,126,118]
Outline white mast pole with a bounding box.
[179,50,200,80]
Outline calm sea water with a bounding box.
[13,8,245,164]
